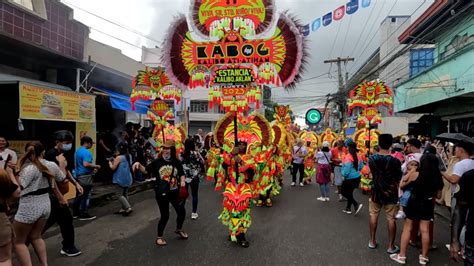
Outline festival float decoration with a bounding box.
[273,105,292,127]
[348,79,393,156]
[147,99,186,154]
[163,0,307,112]
[319,128,339,148]
[347,79,393,127]
[130,67,182,109]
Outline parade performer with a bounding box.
[255,122,287,207]
[208,112,272,248]
[299,130,319,184]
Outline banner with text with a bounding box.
[19,82,95,123]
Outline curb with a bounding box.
[89,182,154,207]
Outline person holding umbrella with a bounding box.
[442,141,474,185]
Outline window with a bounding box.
[391,17,396,23]
[410,48,435,77]
[7,0,47,20]
[12,0,33,10]
[190,101,208,113]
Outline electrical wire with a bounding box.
[348,0,427,74]
[62,1,162,45]
[346,0,379,64]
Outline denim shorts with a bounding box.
[399,190,411,207]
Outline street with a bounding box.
[43,172,455,266]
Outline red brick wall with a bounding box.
[0,0,88,60]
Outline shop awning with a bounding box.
[93,87,151,115]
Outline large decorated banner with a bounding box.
[163,0,306,112]
[19,82,95,123]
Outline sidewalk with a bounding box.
[89,180,155,207]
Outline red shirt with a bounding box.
[331,147,347,166]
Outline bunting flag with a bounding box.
[301,0,371,37]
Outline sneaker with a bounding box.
[290,182,296,187]
[191,213,199,220]
[338,195,346,202]
[78,213,96,221]
[325,197,330,202]
[354,204,363,216]
[387,245,400,254]
[395,210,406,219]
[60,247,82,257]
[389,254,406,265]
[334,191,339,194]
[342,209,352,214]
[299,182,304,187]
[419,255,429,265]
[317,197,325,201]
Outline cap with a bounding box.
[392,143,404,151]
[344,138,355,147]
[162,139,175,148]
[406,153,421,164]
[322,141,330,148]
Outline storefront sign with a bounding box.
[19,82,95,123]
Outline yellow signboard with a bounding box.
[19,82,95,123]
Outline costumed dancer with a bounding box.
[255,122,286,207]
[209,112,272,248]
[303,141,316,184]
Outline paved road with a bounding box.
[43,172,455,266]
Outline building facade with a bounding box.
[395,0,474,137]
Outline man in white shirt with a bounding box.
[442,141,474,185]
[291,138,307,187]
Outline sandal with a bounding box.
[114,209,125,215]
[389,254,406,265]
[368,241,378,249]
[155,237,167,246]
[419,255,429,265]
[387,245,400,254]
[175,230,189,240]
[122,208,133,216]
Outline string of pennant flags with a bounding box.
[301,0,371,37]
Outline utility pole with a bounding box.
[323,57,354,131]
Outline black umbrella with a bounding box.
[435,133,474,144]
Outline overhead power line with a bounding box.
[62,1,162,45]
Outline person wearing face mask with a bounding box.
[133,140,187,246]
[43,130,83,257]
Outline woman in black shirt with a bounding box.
[133,140,188,246]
